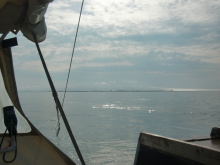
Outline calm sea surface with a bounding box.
[18,91,220,165]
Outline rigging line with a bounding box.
[56,0,85,138]
[62,0,85,108]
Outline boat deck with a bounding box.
[134,127,220,165]
[187,137,220,151]
[185,127,220,151]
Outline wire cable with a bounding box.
[56,0,85,138]
[62,0,85,107]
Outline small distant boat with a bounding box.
[134,127,220,165]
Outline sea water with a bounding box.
[18,91,220,165]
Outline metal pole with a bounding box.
[32,32,86,165]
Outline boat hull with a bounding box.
[134,131,220,165]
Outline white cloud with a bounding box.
[19,61,43,72]
[13,0,220,90]
[17,59,133,72]
[40,0,220,65]
[94,82,107,85]
[46,0,220,35]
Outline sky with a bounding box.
[6,0,220,91]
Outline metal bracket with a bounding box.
[1,37,18,48]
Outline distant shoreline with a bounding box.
[20,90,220,92]
[58,90,172,92]
[21,90,171,92]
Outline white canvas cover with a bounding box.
[20,0,52,42]
[0,0,53,43]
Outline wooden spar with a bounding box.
[32,32,86,165]
[0,31,9,44]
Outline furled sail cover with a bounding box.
[0,0,53,43]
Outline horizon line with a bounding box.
[18,89,220,92]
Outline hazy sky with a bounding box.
[6,0,220,91]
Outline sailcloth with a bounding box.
[0,64,31,133]
[0,1,77,164]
